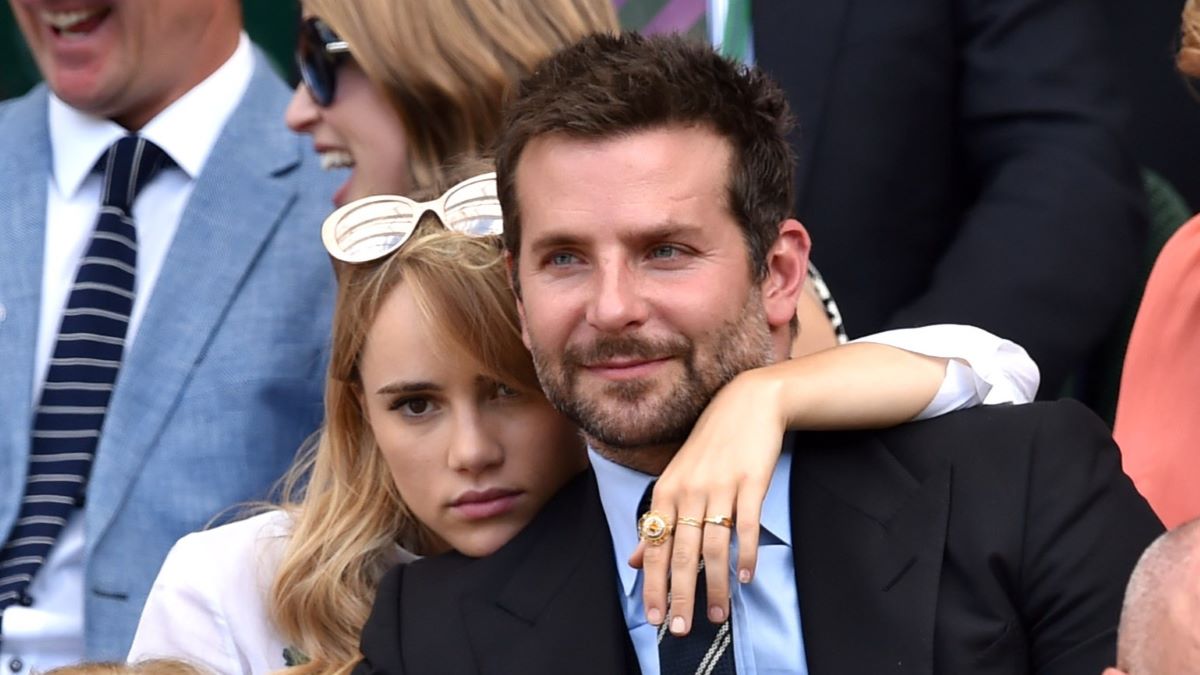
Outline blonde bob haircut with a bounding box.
[270,165,540,675]
[1183,0,1200,77]
[303,0,619,190]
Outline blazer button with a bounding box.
[17,592,33,607]
[9,657,23,672]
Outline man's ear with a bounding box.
[505,250,533,350]
[761,218,811,331]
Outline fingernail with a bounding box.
[671,616,686,635]
[648,607,663,625]
[708,605,725,622]
[738,568,752,583]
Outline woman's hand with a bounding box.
[629,367,785,636]
[629,342,948,636]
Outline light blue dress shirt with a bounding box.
[590,445,808,675]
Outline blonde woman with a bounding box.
[284,0,619,205]
[126,161,1034,673]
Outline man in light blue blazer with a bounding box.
[0,1,340,668]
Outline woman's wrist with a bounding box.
[726,362,794,430]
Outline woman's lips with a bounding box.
[450,488,523,520]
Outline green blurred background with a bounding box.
[0,2,302,98]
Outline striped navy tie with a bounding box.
[0,135,169,621]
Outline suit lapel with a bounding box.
[789,430,950,674]
[457,470,640,675]
[752,0,854,206]
[85,54,305,543]
[0,88,51,537]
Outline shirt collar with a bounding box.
[589,448,655,599]
[761,440,794,548]
[590,435,795,600]
[49,32,254,197]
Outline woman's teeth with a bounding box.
[320,150,354,170]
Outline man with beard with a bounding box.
[354,33,1162,675]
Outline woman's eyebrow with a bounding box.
[375,381,441,395]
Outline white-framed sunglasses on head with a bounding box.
[321,172,503,264]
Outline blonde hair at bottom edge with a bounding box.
[43,660,210,675]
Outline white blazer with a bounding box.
[127,511,294,674]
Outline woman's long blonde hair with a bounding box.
[305,0,618,190]
[272,2,615,667]
[271,201,542,673]
[1181,0,1200,77]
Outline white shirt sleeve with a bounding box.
[850,324,1040,421]
[127,512,291,675]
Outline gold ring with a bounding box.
[703,516,734,528]
[676,517,704,528]
[638,511,673,545]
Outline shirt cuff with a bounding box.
[850,324,1041,418]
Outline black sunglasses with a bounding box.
[296,16,350,107]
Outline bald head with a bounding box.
[1107,518,1200,675]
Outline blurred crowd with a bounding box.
[0,0,1198,673]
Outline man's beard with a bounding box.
[529,292,775,454]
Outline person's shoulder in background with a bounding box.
[1115,212,1200,528]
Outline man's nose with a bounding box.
[586,260,650,333]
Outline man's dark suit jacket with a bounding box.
[754,1,1149,393]
[355,401,1162,674]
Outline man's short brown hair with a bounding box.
[496,31,797,279]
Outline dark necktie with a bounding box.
[639,483,737,675]
[0,135,169,623]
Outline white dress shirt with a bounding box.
[593,323,1037,674]
[1,34,254,675]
